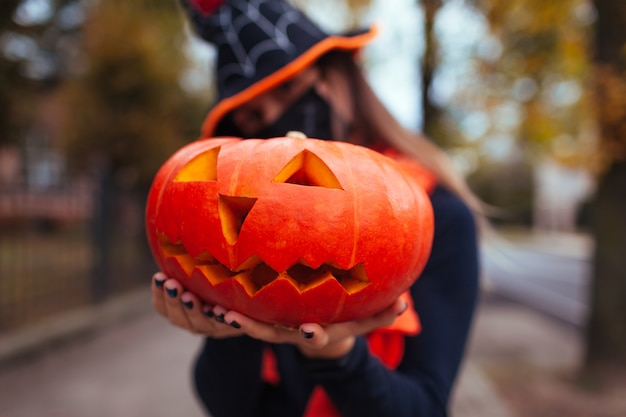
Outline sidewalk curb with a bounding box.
[0,289,152,368]
[493,229,593,260]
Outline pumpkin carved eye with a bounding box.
[174,147,219,182]
[273,150,343,189]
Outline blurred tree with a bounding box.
[0,0,23,146]
[583,0,626,375]
[0,0,78,147]
[294,0,447,143]
[419,0,444,141]
[60,0,200,188]
[58,0,208,300]
[429,0,594,220]
[469,0,626,373]
[467,0,594,164]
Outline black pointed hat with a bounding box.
[180,0,377,137]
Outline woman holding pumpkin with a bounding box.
[151,0,480,416]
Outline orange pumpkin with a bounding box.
[145,134,434,326]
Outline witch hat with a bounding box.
[180,0,377,137]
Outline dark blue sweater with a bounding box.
[193,186,479,417]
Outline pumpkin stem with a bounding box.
[286,131,307,139]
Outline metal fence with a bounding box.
[0,177,155,333]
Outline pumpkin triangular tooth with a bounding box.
[195,264,239,286]
[234,263,279,295]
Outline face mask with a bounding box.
[254,88,334,140]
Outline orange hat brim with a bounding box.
[200,26,379,138]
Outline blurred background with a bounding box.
[0,0,625,416]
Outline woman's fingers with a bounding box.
[223,310,288,343]
[151,273,243,337]
[162,279,194,330]
[223,297,407,345]
[348,298,408,334]
[296,298,408,358]
[180,291,214,334]
[300,298,406,344]
[151,272,168,317]
[153,272,407,352]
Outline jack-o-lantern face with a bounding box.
[145,135,434,326]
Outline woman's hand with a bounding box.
[152,272,243,339]
[221,295,407,360]
[152,272,407,359]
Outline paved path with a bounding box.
[0,296,207,417]
[0,287,582,417]
[482,229,592,326]
[0,291,513,417]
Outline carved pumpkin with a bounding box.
[145,134,434,326]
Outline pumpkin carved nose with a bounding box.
[218,195,257,245]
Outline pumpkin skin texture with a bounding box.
[145,135,434,327]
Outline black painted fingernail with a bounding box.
[166,287,177,298]
[182,299,193,309]
[202,307,214,318]
[154,278,165,288]
[229,320,241,329]
[301,330,314,339]
[214,313,225,323]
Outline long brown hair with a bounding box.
[316,52,486,215]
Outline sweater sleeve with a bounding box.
[302,186,480,417]
[193,336,266,417]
